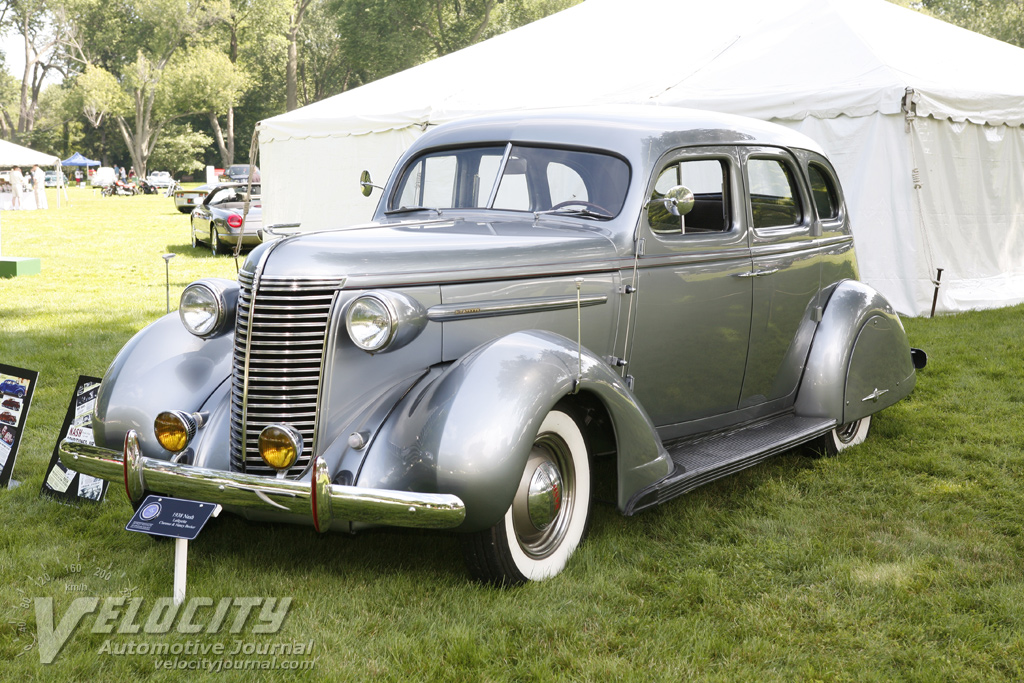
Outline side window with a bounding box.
[393,147,505,210]
[808,163,839,220]
[649,158,729,235]
[492,154,529,209]
[396,155,457,209]
[748,158,801,229]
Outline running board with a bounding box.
[624,414,836,515]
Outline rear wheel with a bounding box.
[210,228,220,255]
[812,415,871,457]
[462,410,591,585]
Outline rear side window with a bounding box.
[748,158,801,229]
[649,158,729,234]
[808,163,840,220]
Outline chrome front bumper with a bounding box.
[59,431,466,531]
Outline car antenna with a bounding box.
[573,278,584,393]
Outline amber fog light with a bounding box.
[259,424,304,471]
[154,410,199,453]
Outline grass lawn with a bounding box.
[1,187,1023,681]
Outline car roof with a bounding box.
[407,104,826,164]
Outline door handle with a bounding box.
[735,268,779,278]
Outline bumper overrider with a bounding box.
[59,431,466,531]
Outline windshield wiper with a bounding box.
[384,206,443,216]
[534,207,612,220]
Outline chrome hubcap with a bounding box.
[526,461,562,530]
[836,420,861,444]
[511,432,574,559]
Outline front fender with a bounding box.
[94,313,234,458]
[795,280,916,423]
[358,330,670,532]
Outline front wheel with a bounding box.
[811,415,871,457]
[462,409,592,585]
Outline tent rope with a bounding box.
[235,123,261,273]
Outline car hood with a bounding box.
[245,216,625,287]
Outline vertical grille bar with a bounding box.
[230,272,345,477]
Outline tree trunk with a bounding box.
[286,0,313,112]
[226,105,234,165]
[210,111,229,167]
[286,26,299,111]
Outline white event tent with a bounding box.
[258,0,1024,316]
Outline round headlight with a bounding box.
[346,295,395,351]
[259,424,304,471]
[179,279,237,338]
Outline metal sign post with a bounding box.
[126,496,222,604]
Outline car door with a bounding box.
[625,148,753,429]
[738,148,823,409]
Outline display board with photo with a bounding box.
[40,376,108,504]
[0,364,38,488]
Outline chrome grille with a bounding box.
[230,271,345,476]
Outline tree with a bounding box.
[7,0,68,139]
[320,0,581,97]
[203,0,288,165]
[61,0,230,176]
[114,46,244,177]
[147,122,213,175]
[914,0,1024,48]
[73,64,128,129]
[285,0,313,111]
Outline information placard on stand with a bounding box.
[40,375,107,504]
[127,495,222,605]
[0,363,38,489]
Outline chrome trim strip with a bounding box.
[238,250,274,472]
[60,437,465,530]
[484,143,513,208]
[427,294,608,322]
[313,290,346,461]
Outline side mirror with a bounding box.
[360,170,378,197]
[659,185,695,217]
[646,185,695,234]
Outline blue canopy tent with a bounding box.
[61,152,100,195]
[61,152,100,166]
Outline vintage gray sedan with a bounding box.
[64,106,923,585]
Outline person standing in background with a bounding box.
[31,164,47,209]
[10,166,23,209]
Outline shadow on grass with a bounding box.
[181,514,466,583]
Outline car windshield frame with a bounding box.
[388,143,631,219]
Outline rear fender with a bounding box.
[358,330,670,531]
[795,280,915,423]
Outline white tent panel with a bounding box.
[0,139,60,166]
[260,127,419,231]
[259,0,1024,315]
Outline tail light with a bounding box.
[226,214,244,229]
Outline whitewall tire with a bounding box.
[462,409,592,585]
[813,415,871,457]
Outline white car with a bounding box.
[146,171,174,188]
[90,167,116,186]
[173,184,215,213]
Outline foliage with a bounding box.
[147,122,213,175]
[71,64,130,128]
[2,192,1024,680]
[916,0,1024,47]
[0,0,578,169]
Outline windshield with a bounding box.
[389,144,630,218]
